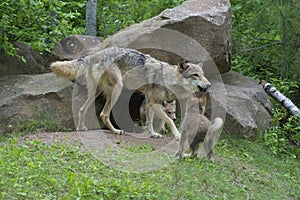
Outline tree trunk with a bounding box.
[86,0,98,36]
[261,80,300,115]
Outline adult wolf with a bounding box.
[51,47,211,140]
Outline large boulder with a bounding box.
[49,0,231,73]
[100,0,232,74]
[0,42,49,76]
[0,72,127,134]
[0,73,74,134]
[220,71,273,136]
[50,35,103,61]
[0,71,272,136]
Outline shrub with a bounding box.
[96,0,184,37]
[231,0,300,82]
[262,78,300,158]
[0,0,184,57]
[0,0,85,55]
[264,110,300,158]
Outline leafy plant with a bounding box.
[258,77,300,158]
[267,77,299,101]
[264,109,300,158]
[231,0,300,82]
[97,0,185,37]
[231,0,300,158]
[0,0,84,55]
[1,0,184,57]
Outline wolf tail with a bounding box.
[202,117,224,158]
[208,118,223,136]
[50,60,82,81]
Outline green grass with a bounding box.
[0,134,299,199]
[125,143,155,153]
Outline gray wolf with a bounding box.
[140,99,176,134]
[50,47,211,140]
[175,94,223,158]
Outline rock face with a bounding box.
[100,0,232,74]
[50,35,103,60]
[0,42,49,76]
[220,71,273,136]
[0,73,74,134]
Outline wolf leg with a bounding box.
[189,144,200,159]
[139,100,146,127]
[100,79,124,135]
[77,73,97,131]
[151,104,181,140]
[158,119,167,134]
[146,107,163,138]
[201,118,223,158]
[77,96,95,131]
[174,130,187,158]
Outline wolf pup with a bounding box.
[193,91,207,115]
[140,99,176,134]
[51,47,211,140]
[175,94,223,158]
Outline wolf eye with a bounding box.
[192,73,200,77]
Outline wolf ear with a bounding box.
[162,100,167,107]
[178,60,188,72]
[171,100,176,105]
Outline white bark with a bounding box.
[86,0,98,36]
[262,81,300,115]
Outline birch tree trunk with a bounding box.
[261,80,300,115]
[86,0,98,36]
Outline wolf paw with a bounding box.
[173,151,182,159]
[174,134,181,141]
[160,128,167,134]
[150,132,163,138]
[76,126,88,131]
[114,129,124,135]
[183,153,192,158]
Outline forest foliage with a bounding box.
[0,0,299,157]
[0,0,184,55]
[231,0,300,81]
[231,0,300,158]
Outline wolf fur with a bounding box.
[50,47,211,140]
[175,94,223,158]
[193,91,207,115]
[140,99,176,134]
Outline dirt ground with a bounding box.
[18,129,176,151]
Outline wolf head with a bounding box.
[178,61,211,94]
[162,100,177,121]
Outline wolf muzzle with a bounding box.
[198,83,211,94]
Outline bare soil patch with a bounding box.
[17,130,175,151]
